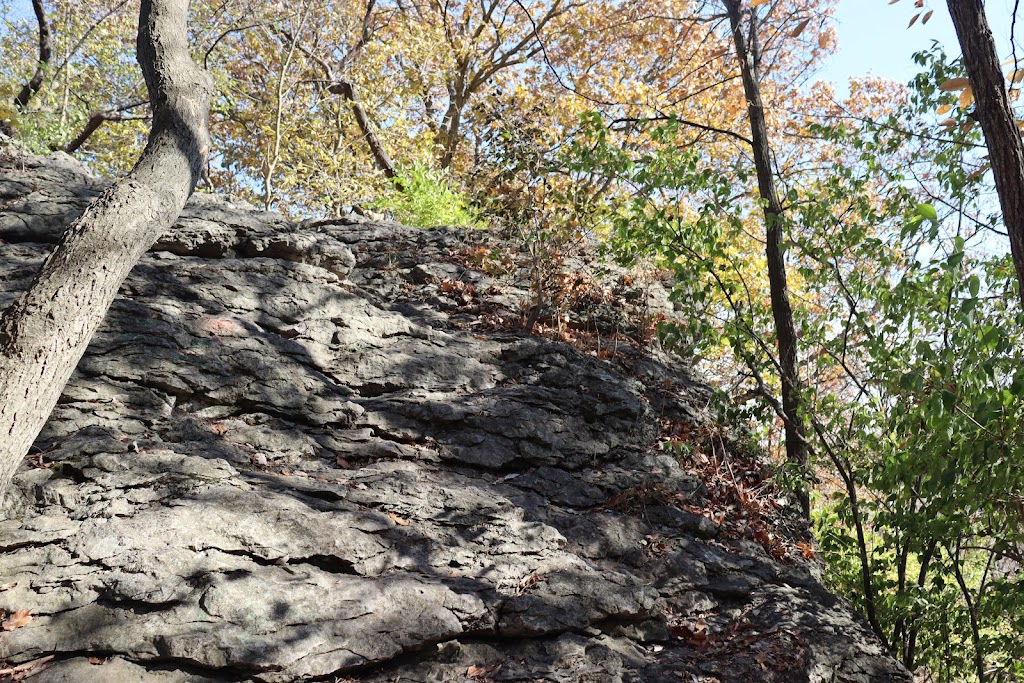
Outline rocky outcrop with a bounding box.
[0,144,910,682]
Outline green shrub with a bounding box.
[376,161,481,229]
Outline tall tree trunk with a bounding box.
[13,0,53,109]
[724,0,809,518]
[946,0,1024,306]
[0,0,213,501]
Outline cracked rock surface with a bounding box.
[0,145,910,682]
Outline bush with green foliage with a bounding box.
[567,47,1024,683]
[375,161,481,228]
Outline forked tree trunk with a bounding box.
[947,0,1024,307]
[0,0,213,501]
[724,0,809,519]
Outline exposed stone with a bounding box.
[0,147,910,682]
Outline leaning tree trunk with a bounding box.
[724,0,809,519]
[329,79,400,182]
[946,0,1024,307]
[0,0,213,501]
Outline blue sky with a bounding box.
[817,0,1019,94]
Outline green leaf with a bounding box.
[916,203,938,221]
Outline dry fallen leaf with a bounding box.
[467,663,500,679]
[2,609,32,631]
[0,582,17,591]
[388,512,410,526]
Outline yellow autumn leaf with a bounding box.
[1010,70,1024,84]
[958,86,975,109]
[750,0,771,6]
[939,77,970,91]
[936,103,953,115]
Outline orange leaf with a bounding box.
[796,541,816,559]
[387,512,410,526]
[936,103,953,115]
[1,609,32,631]
[1010,70,1024,84]
[750,0,771,6]
[939,77,970,91]
[790,18,811,38]
[708,46,729,58]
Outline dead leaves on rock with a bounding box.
[0,610,31,631]
[466,663,501,680]
[0,655,54,681]
[387,511,410,526]
[667,608,808,680]
[660,420,815,563]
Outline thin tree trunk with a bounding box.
[0,0,213,501]
[946,0,1024,306]
[13,0,53,109]
[724,0,809,518]
[328,79,399,181]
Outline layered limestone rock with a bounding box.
[0,144,910,683]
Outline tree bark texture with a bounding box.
[724,0,809,518]
[13,0,53,109]
[0,0,213,501]
[946,0,1024,306]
